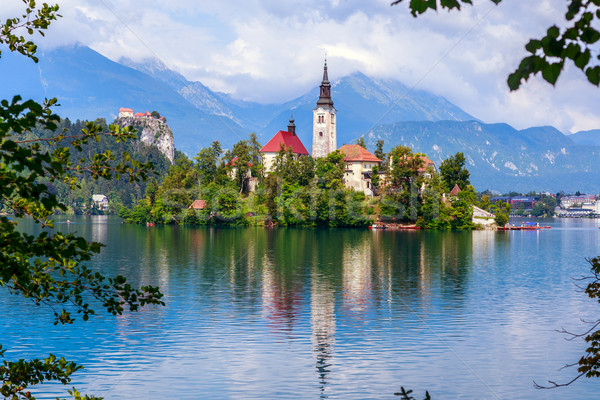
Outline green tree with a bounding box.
[355,136,366,148]
[388,145,423,190]
[0,2,164,398]
[194,140,223,185]
[391,0,600,88]
[439,152,470,192]
[315,150,346,190]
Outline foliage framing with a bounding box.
[391,0,600,89]
[0,2,164,399]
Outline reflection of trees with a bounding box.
[261,251,303,335]
[374,231,474,310]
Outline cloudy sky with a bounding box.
[5,0,600,133]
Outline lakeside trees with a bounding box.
[1,2,164,398]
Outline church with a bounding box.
[260,60,382,195]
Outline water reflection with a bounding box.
[310,270,336,398]
[8,217,600,399]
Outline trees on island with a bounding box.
[120,135,492,230]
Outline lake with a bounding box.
[2,216,600,399]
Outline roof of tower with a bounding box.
[322,59,329,83]
[260,130,309,155]
[287,114,296,134]
[338,144,381,163]
[316,59,334,107]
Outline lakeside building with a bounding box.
[92,194,109,210]
[417,156,436,179]
[560,194,596,208]
[338,145,382,196]
[260,116,310,173]
[510,196,538,210]
[227,157,259,192]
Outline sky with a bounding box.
[4,0,600,133]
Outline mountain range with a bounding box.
[1,44,598,193]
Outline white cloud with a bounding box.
[2,0,599,133]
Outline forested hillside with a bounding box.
[18,118,173,214]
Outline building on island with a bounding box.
[417,156,436,178]
[227,157,259,192]
[189,200,207,210]
[260,116,310,173]
[449,184,462,196]
[312,60,337,159]
[338,144,382,196]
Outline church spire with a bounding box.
[288,113,296,135]
[322,59,329,83]
[317,59,334,107]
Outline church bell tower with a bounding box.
[312,60,337,158]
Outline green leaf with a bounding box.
[541,61,564,85]
[575,49,591,69]
[586,66,600,85]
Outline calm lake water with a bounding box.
[2,216,600,399]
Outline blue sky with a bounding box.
[4,0,600,133]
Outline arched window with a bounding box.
[319,132,323,137]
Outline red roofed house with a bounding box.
[260,116,309,172]
[226,156,252,179]
[338,144,382,196]
[189,200,207,210]
[134,112,145,117]
[118,107,134,118]
[226,157,259,192]
[417,156,436,179]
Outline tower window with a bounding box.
[319,132,323,137]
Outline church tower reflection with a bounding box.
[310,268,336,398]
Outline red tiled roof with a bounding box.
[260,130,309,155]
[338,144,381,163]
[450,184,462,196]
[189,200,207,210]
[119,107,133,113]
[417,156,435,172]
[227,156,252,167]
[134,112,145,117]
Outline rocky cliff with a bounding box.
[117,116,175,163]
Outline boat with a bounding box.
[518,222,551,230]
[369,223,386,230]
